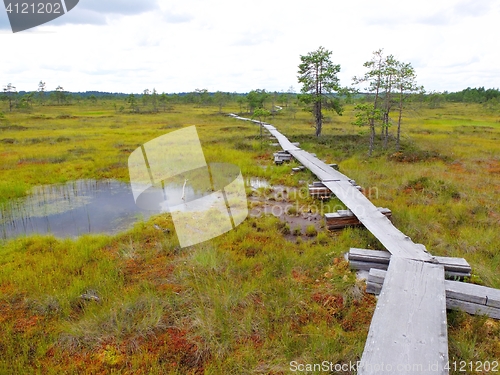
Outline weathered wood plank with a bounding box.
[366,283,382,295]
[312,181,326,187]
[323,179,434,262]
[447,299,500,319]
[326,208,391,220]
[359,258,449,375]
[435,257,471,272]
[367,268,387,285]
[288,149,352,181]
[326,208,392,230]
[348,248,471,275]
[366,269,500,319]
[349,260,391,272]
[263,125,300,152]
[349,248,392,263]
[309,187,331,193]
[445,280,500,308]
[358,260,470,279]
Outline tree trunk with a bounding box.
[369,119,375,157]
[384,125,389,149]
[396,90,404,151]
[314,101,322,136]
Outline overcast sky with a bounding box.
[1,0,499,94]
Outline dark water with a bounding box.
[0,179,160,240]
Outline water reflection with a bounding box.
[0,179,159,240]
[1,177,264,240]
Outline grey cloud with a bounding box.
[48,9,107,26]
[416,0,495,26]
[137,34,161,47]
[231,30,281,47]
[0,0,160,30]
[40,63,73,72]
[445,56,481,69]
[366,0,493,28]
[365,13,402,27]
[164,11,193,24]
[452,0,493,17]
[53,0,160,26]
[78,0,159,15]
[416,12,452,26]
[82,67,146,76]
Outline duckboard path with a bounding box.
[229,114,449,374]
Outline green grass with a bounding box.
[0,101,499,373]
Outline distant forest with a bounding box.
[1,86,500,114]
[8,87,500,102]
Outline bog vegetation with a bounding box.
[0,85,499,374]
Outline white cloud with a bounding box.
[1,0,499,93]
[78,0,159,16]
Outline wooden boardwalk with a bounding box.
[358,258,449,374]
[229,114,450,374]
[230,115,434,261]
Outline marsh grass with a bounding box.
[0,101,499,373]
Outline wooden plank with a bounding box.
[309,187,330,193]
[359,258,449,375]
[326,208,392,230]
[367,268,387,285]
[309,188,332,196]
[350,260,391,271]
[366,283,382,295]
[349,248,391,263]
[288,149,352,181]
[263,125,300,152]
[445,280,500,308]
[447,299,500,319]
[322,179,434,262]
[326,208,391,220]
[348,248,471,275]
[436,258,472,274]
[358,261,470,279]
[366,269,500,319]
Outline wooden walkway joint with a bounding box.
[367,268,500,319]
[348,248,471,279]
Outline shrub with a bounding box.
[305,225,317,237]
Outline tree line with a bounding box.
[3,80,496,116]
[2,55,498,157]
